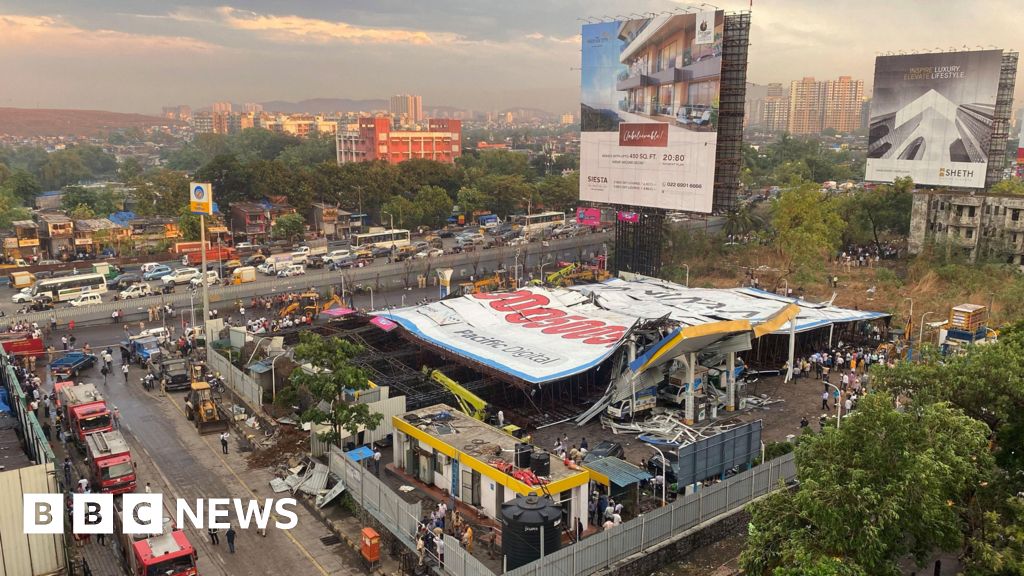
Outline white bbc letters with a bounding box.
[72,493,114,534]
[122,494,163,534]
[23,494,63,534]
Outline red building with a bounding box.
[336,118,462,165]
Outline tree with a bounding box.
[0,163,10,186]
[61,186,120,216]
[475,174,533,217]
[771,184,845,279]
[536,172,579,213]
[133,169,190,217]
[741,394,994,576]
[965,495,1024,576]
[68,204,95,219]
[723,203,765,237]
[276,134,336,168]
[989,179,1024,195]
[412,185,454,229]
[0,189,30,229]
[381,195,419,229]
[272,213,306,242]
[455,186,487,216]
[246,159,294,202]
[39,152,90,189]
[2,169,40,205]
[178,208,203,241]
[398,159,463,195]
[228,128,300,164]
[194,154,249,208]
[288,332,382,446]
[837,178,913,248]
[118,157,144,182]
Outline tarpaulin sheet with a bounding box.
[375,287,636,384]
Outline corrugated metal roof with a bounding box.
[584,456,652,487]
[296,461,329,495]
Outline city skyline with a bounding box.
[0,1,1020,115]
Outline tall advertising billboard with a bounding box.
[580,11,724,213]
[866,50,1002,188]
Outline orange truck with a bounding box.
[57,383,113,446]
[114,501,199,576]
[85,430,137,494]
[183,246,236,266]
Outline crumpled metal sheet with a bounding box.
[269,478,291,493]
[296,461,329,496]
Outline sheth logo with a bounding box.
[939,167,974,178]
[24,494,298,534]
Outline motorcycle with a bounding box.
[141,373,157,392]
[207,373,226,394]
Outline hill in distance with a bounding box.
[0,107,185,137]
[259,98,388,114]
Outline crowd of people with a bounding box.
[792,342,894,429]
[415,500,498,569]
[834,242,901,269]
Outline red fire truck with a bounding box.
[57,383,113,446]
[0,331,44,359]
[84,430,137,494]
[113,501,199,576]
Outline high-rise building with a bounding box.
[242,103,263,114]
[212,101,233,114]
[743,83,769,129]
[560,113,575,125]
[823,76,865,133]
[389,95,423,124]
[192,113,214,134]
[786,76,864,135]
[337,118,461,165]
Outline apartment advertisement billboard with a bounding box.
[866,50,1002,188]
[580,11,724,213]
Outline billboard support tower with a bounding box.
[985,51,1019,187]
[613,208,665,277]
[712,12,751,212]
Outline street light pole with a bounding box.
[367,287,374,311]
[682,264,689,288]
[647,445,667,507]
[381,211,394,231]
[918,312,936,347]
[270,350,290,403]
[825,382,843,429]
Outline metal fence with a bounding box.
[10,235,607,329]
[342,451,423,550]
[1,356,55,466]
[207,348,263,411]
[504,452,797,576]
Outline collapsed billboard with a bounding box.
[866,50,1003,188]
[376,288,636,384]
[580,11,724,213]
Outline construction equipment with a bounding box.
[321,293,345,312]
[280,292,321,318]
[423,368,521,436]
[184,380,229,435]
[455,273,506,296]
[546,263,577,285]
[545,262,610,287]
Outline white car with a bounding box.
[69,293,103,307]
[137,326,170,343]
[11,288,34,304]
[189,270,220,287]
[236,242,253,250]
[277,264,305,278]
[162,268,200,285]
[324,249,351,264]
[139,262,162,274]
[414,248,445,259]
[118,283,153,299]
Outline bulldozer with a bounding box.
[184,380,229,435]
[454,273,507,296]
[280,292,321,319]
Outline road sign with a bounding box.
[189,182,213,215]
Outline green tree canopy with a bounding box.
[61,186,120,216]
[133,169,190,217]
[989,178,1024,195]
[412,185,454,229]
[741,394,994,576]
[288,332,382,445]
[2,169,41,205]
[536,172,579,213]
[771,184,845,278]
[272,212,306,242]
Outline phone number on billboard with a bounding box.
[664,182,703,188]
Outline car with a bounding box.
[34,270,54,280]
[11,288,34,304]
[118,283,153,300]
[235,242,253,250]
[139,262,163,274]
[277,264,305,278]
[414,248,445,259]
[189,270,220,287]
[69,293,103,307]
[324,249,352,264]
[242,254,266,267]
[582,441,625,463]
[646,453,680,486]
[307,255,326,269]
[368,246,390,258]
[410,240,429,252]
[142,265,174,281]
[436,229,455,238]
[37,259,62,267]
[107,273,142,290]
[162,268,200,285]
[223,259,242,273]
[29,295,54,311]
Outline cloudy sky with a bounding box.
[0,1,1019,115]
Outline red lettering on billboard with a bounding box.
[618,123,669,147]
[472,291,628,346]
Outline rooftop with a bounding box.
[36,212,72,224]
[398,404,588,489]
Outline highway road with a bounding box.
[1,233,611,320]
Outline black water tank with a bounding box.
[529,451,550,476]
[514,443,533,468]
[501,494,562,570]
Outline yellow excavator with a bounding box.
[423,367,521,437]
[546,263,578,285]
[184,379,229,435]
[280,292,321,318]
[455,273,506,296]
[321,293,345,312]
[546,262,610,287]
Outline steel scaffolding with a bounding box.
[986,51,1019,188]
[713,11,752,213]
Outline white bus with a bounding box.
[511,211,566,234]
[31,273,108,303]
[351,229,411,250]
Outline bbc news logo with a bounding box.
[24,494,298,534]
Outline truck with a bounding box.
[658,365,710,406]
[293,238,328,258]
[152,357,191,392]
[232,265,256,284]
[92,262,121,280]
[50,351,98,379]
[85,430,137,494]
[258,254,294,275]
[0,331,44,359]
[58,383,113,445]
[126,336,163,367]
[478,214,501,229]
[173,241,210,255]
[183,245,236,266]
[606,385,658,420]
[113,501,198,576]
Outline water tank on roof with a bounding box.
[514,443,533,468]
[500,494,562,570]
[529,451,550,477]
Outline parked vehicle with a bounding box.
[56,382,112,445]
[582,441,625,463]
[294,238,328,258]
[415,248,445,259]
[223,259,242,273]
[606,386,658,419]
[127,336,162,366]
[11,287,34,304]
[139,262,162,274]
[235,241,254,251]
[142,265,174,281]
[232,266,256,284]
[646,453,680,486]
[8,271,36,289]
[112,499,198,576]
[183,246,236,266]
[85,430,137,494]
[137,327,170,344]
[118,283,153,300]
[151,357,191,391]
[107,273,142,290]
[277,264,305,278]
[307,255,326,269]
[91,262,121,280]
[331,256,371,269]
[162,268,200,286]
[188,270,220,288]
[51,351,98,379]
[69,293,104,307]
[324,249,352,265]
[242,254,266,267]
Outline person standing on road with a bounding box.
[63,457,72,487]
[226,526,236,553]
[61,335,68,351]
[100,364,108,384]
[372,447,381,476]
[121,363,129,382]
[220,432,230,454]
[208,526,219,545]
[821,390,829,410]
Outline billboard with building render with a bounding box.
[580,11,724,213]
[866,50,1003,188]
